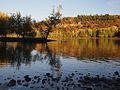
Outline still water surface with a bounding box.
[0,39,120,89]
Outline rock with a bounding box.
[34,76,38,79]
[24,75,31,82]
[37,78,40,83]
[57,87,60,90]
[8,79,16,87]
[50,84,53,86]
[17,80,22,85]
[42,79,45,84]
[114,71,119,76]
[17,80,21,83]
[71,73,75,76]
[33,81,36,84]
[86,87,92,90]
[78,84,81,87]
[41,86,44,88]
[24,75,29,79]
[30,86,34,88]
[46,73,51,77]
[7,77,10,80]
[62,87,64,89]
[23,83,28,87]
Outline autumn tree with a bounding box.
[40,8,62,39]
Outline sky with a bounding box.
[0,0,120,21]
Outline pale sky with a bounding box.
[0,0,120,21]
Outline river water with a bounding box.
[0,39,120,90]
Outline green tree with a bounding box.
[41,9,62,39]
[0,17,9,37]
[9,12,35,38]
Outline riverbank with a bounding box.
[0,37,55,42]
[0,37,120,43]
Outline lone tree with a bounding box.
[40,8,62,39]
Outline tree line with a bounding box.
[0,12,36,38]
[0,10,61,39]
[47,14,120,38]
[0,11,120,39]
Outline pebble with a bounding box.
[114,71,119,75]
[7,79,16,87]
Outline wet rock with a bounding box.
[42,79,45,84]
[75,71,77,72]
[57,87,60,90]
[22,80,25,83]
[79,73,83,75]
[86,87,92,90]
[78,80,81,83]
[24,75,31,82]
[62,79,67,83]
[71,73,75,76]
[24,75,29,78]
[67,84,70,86]
[41,86,44,88]
[70,78,73,81]
[37,78,40,83]
[78,84,81,87]
[34,76,38,79]
[23,83,28,87]
[33,81,36,84]
[66,87,69,90]
[7,79,16,87]
[46,73,51,77]
[50,84,54,87]
[17,80,22,85]
[30,86,34,88]
[62,87,64,89]
[7,77,10,80]
[114,71,119,76]
[17,76,20,78]
[64,83,66,86]
[52,78,56,81]
[17,80,21,83]
[116,78,120,82]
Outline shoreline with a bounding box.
[0,37,120,42]
[0,71,120,90]
[0,37,55,42]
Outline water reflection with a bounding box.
[47,39,120,60]
[0,42,62,77]
[0,39,120,69]
[31,43,62,77]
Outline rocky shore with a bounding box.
[0,71,120,90]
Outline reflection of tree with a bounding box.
[1,42,33,70]
[45,43,61,78]
[31,43,62,77]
